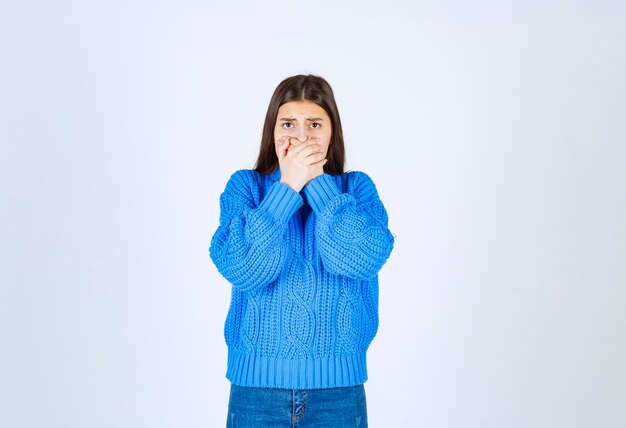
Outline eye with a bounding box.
[281,122,293,129]
[310,122,321,129]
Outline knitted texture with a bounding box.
[209,167,394,389]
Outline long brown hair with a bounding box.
[253,74,346,175]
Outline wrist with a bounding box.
[302,171,325,189]
[280,178,303,193]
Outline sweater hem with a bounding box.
[225,348,368,389]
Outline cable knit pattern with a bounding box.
[209,167,394,389]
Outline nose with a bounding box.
[294,124,308,142]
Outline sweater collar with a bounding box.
[269,167,281,182]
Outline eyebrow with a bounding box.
[279,117,324,121]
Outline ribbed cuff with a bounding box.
[226,348,368,389]
[302,174,342,213]
[257,181,303,224]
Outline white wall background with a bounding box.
[1,1,624,427]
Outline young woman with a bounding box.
[209,74,395,427]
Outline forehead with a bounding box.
[277,100,329,119]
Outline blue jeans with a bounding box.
[226,383,368,427]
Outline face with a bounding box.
[274,100,333,159]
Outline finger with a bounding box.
[309,157,328,166]
[306,152,327,165]
[276,136,290,161]
[276,138,286,161]
[299,144,324,159]
[287,137,305,150]
[289,140,321,156]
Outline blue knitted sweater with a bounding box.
[209,166,394,389]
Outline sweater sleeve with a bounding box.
[302,171,395,280]
[209,170,303,294]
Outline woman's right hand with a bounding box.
[276,136,327,192]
